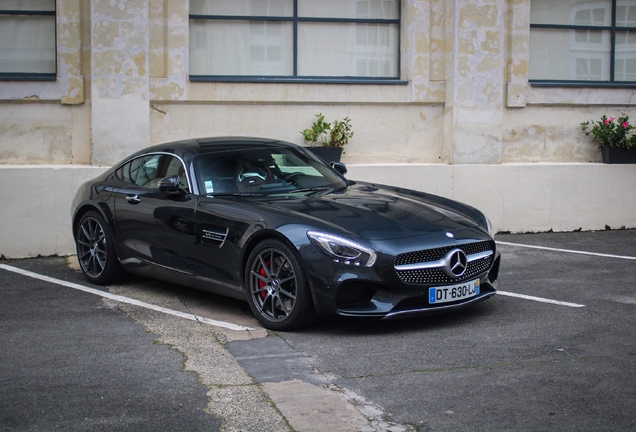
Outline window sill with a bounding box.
[0,73,56,82]
[526,83,636,106]
[189,75,408,85]
[530,80,636,88]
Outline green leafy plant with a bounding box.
[301,114,354,148]
[301,113,331,147]
[581,114,636,149]
[328,117,354,148]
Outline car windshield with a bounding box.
[193,146,348,196]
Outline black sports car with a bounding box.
[72,137,500,330]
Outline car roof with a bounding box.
[152,136,297,154]
[118,137,301,166]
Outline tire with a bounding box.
[75,210,123,285]
[245,238,317,331]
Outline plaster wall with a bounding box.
[149,103,446,164]
[1,0,634,167]
[503,106,636,163]
[2,100,632,167]
[0,102,91,165]
[90,0,151,165]
[0,104,73,164]
[444,0,506,164]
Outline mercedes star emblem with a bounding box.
[443,249,468,278]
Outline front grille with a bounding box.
[395,241,495,285]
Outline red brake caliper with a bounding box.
[259,261,269,299]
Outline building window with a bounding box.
[529,0,636,86]
[189,0,401,83]
[0,0,56,80]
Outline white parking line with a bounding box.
[0,264,253,332]
[496,240,614,308]
[497,291,585,308]
[496,241,636,261]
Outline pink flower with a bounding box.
[609,117,616,122]
[623,122,629,128]
[604,119,610,124]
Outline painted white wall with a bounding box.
[347,164,636,233]
[1,164,634,259]
[0,166,108,259]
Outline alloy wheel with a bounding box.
[248,247,298,323]
[77,216,108,279]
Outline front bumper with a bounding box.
[303,242,501,320]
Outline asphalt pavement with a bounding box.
[1,229,636,431]
[0,258,221,432]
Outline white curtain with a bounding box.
[189,19,293,75]
[0,1,56,74]
[189,0,399,77]
[297,22,398,77]
[529,0,636,81]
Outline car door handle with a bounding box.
[125,194,141,204]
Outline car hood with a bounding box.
[257,182,488,241]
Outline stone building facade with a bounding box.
[1,0,635,258]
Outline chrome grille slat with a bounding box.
[395,241,495,285]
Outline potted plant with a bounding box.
[581,114,636,164]
[301,113,353,163]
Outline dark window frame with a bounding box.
[530,0,636,87]
[0,5,57,81]
[189,0,406,84]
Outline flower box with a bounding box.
[582,114,635,163]
[305,147,343,163]
[601,147,636,164]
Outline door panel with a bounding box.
[115,189,197,274]
[113,154,197,275]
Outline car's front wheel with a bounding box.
[75,210,123,285]
[245,238,316,331]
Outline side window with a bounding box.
[115,157,143,184]
[118,154,188,191]
[195,155,239,195]
[115,162,132,183]
[134,155,163,188]
[128,157,145,184]
[165,156,189,191]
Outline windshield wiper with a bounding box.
[207,188,330,197]
[232,192,267,196]
[203,192,265,197]
[290,186,332,193]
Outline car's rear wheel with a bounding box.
[75,210,123,285]
[245,238,316,331]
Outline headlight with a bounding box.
[307,231,377,267]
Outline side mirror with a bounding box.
[158,175,182,192]
[330,161,347,175]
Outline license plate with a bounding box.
[429,279,480,304]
